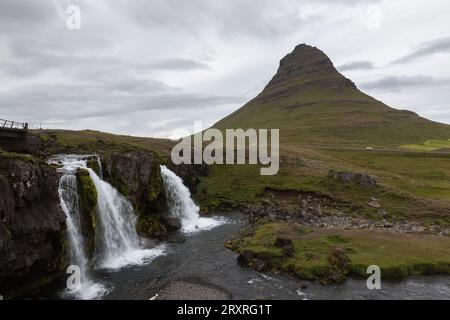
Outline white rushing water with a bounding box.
[87,167,165,270]
[55,156,165,299]
[160,165,225,234]
[57,157,107,299]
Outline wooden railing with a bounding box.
[0,119,28,131]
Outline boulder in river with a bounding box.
[237,250,254,267]
[164,216,182,232]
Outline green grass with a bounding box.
[0,150,35,162]
[319,148,450,201]
[233,222,450,281]
[401,139,450,151]
[33,129,174,157]
[196,145,450,226]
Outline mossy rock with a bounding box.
[147,163,164,202]
[86,159,101,176]
[0,151,35,162]
[145,163,167,213]
[76,169,98,258]
[136,214,168,240]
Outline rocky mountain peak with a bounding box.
[280,44,333,70]
[262,43,356,95]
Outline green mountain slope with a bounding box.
[214,44,450,147]
[196,44,450,226]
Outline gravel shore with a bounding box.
[154,279,231,300]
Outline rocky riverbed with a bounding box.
[245,182,450,236]
[19,213,450,300]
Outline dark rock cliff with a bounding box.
[168,163,209,194]
[100,152,170,238]
[97,152,208,239]
[0,155,67,298]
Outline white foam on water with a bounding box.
[96,245,167,271]
[63,281,110,300]
[248,278,263,285]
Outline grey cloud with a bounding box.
[115,0,381,44]
[117,0,321,40]
[361,75,447,91]
[0,0,57,31]
[392,37,450,64]
[101,78,173,94]
[0,0,449,137]
[422,107,450,124]
[0,79,244,124]
[140,58,210,71]
[338,61,374,72]
[1,36,209,78]
[316,0,380,4]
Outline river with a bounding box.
[28,212,450,300]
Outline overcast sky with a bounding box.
[1,0,449,138]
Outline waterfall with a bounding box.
[160,165,225,234]
[59,174,87,274]
[86,168,164,270]
[96,157,103,179]
[54,155,165,298]
[57,157,107,300]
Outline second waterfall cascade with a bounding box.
[160,165,225,233]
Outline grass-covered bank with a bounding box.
[195,145,450,227]
[31,129,175,158]
[227,222,450,283]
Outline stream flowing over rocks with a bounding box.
[24,213,450,300]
